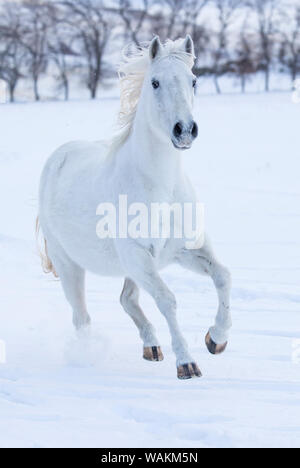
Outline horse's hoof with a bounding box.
[143,346,164,362]
[177,363,202,380]
[205,332,227,355]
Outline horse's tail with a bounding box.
[35,216,59,278]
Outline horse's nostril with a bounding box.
[174,122,183,138]
[192,122,198,139]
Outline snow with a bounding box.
[0,91,300,448]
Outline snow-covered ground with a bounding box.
[0,91,299,448]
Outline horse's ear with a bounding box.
[149,36,163,61]
[183,35,195,56]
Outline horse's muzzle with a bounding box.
[172,120,198,150]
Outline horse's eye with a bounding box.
[193,79,197,88]
[152,80,160,89]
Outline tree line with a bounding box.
[0,0,299,102]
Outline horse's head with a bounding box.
[146,35,198,151]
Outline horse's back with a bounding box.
[38,140,123,276]
[41,139,107,181]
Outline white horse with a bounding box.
[37,36,232,380]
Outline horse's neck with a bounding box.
[126,110,182,191]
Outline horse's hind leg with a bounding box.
[46,238,91,330]
[120,278,163,362]
[59,263,91,331]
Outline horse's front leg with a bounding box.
[116,242,202,380]
[177,240,232,355]
[120,278,164,362]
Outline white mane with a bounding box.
[106,38,195,155]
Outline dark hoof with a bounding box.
[205,332,227,355]
[143,346,164,362]
[177,363,202,380]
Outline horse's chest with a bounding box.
[147,238,179,268]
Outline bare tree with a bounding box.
[0,0,294,102]
[164,0,184,39]
[149,0,190,40]
[233,26,258,93]
[211,0,243,94]
[179,0,209,66]
[181,0,209,36]
[19,0,51,101]
[117,0,149,46]
[278,4,300,85]
[150,0,208,45]
[0,1,26,102]
[48,40,77,101]
[251,0,279,92]
[47,2,78,101]
[62,0,111,99]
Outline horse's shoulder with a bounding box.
[54,140,106,159]
[45,140,107,172]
